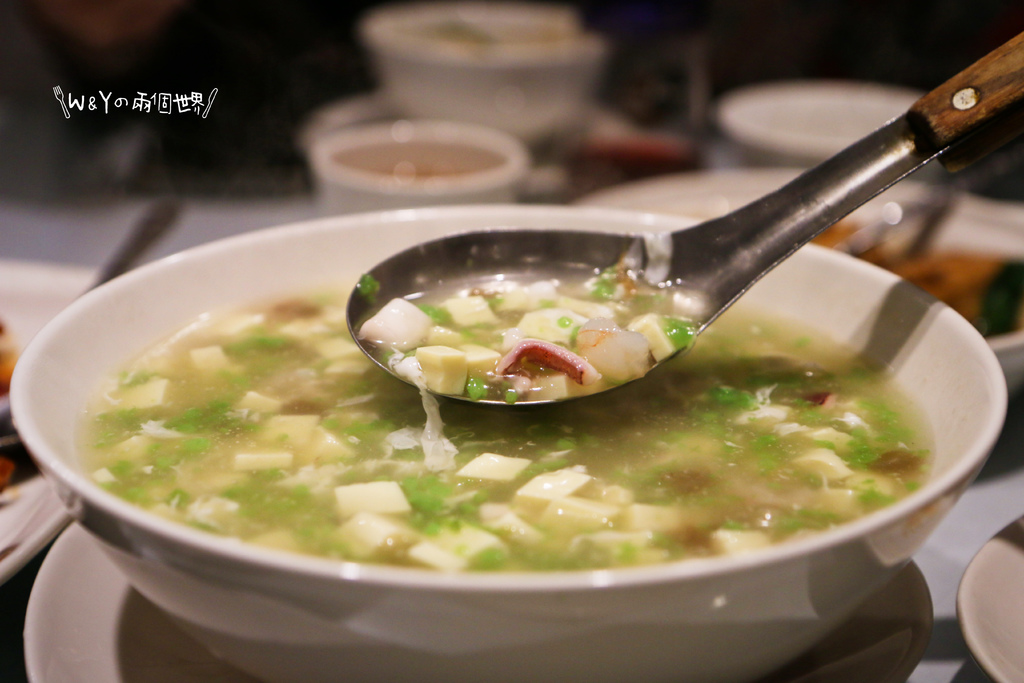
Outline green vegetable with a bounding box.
[466,377,488,401]
[663,317,697,350]
[356,273,380,303]
[978,262,1024,336]
[419,304,452,326]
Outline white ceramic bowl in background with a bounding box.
[12,205,1006,683]
[715,80,924,167]
[308,119,530,214]
[357,2,608,142]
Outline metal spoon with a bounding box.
[0,198,180,450]
[348,31,1024,406]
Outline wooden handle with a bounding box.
[908,30,1024,162]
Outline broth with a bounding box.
[80,288,931,572]
[332,142,506,183]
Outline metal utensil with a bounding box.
[349,31,1024,406]
[0,198,180,451]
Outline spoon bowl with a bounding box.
[349,31,1024,405]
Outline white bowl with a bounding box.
[308,119,530,214]
[12,205,1006,683]
[357,2,608,142]
[715,80,923,167]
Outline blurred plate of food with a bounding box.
[577,168,1024,393]
[714,80,923,167]
[0,259,90,584]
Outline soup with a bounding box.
[331,141,507,184]
[80,288,930,572]
[356,269,698,404]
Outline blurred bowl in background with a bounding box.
[357,1,608,142]
[714,80,923,167]
[308,118,530,214]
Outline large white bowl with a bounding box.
[11,205,1006,683]
[357,2,608,142]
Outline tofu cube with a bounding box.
[335,481,411,518]
[407,541,467,571]
[190,345,233,371]
[793,448,854,482]
[457,452,531,481]
[573,530,654,553]
[337,512,413,559]
[621,503,686,533]
[847,472,899,497]
[415,345,468,395]
[212,313,264,336]
[485,511,543,544]
[442,295,498,326]
[234,451,294,471]
[314,337,363,360]
[261,415,319,447]
[814,487,860,517]
[112,435,154,460]
[279,318,329,339]
[516,309,586,345]
[459,344,502,376]
[426,326,465,346]
[539,496,619,532]
[627,314,677,361]
[236,391,282,413]
[306,426,354,462]
[711,529,772,555]
[532,373,572,401]
[433,526,506,558]
[117,378,170,408]
[494,287,530,312]
[592,484,635,506]
[250,530,303,554]
[556,296,615,320]
[324,358,371,375]
[515,468,592,508]
[805,427,854,451]
[324,355,371,375]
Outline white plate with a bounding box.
[714,80,923,166]
[0,259,91,584]
[25,524,931,683]
[958,514,1024,682]
[577,168,1024,393]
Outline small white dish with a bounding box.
[0,259,89,584]
[25,523,932,683]
[957,514,1024,683]
[577,168,1024,394]
[308,118,530,214]
[714,80,923,167]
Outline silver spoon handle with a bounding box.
[670,31,1024,327]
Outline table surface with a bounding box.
[1,90,1021,679]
